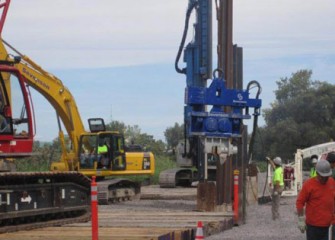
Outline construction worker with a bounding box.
[268,156,284,220]
[97,139,109,169]
[98,141,108,154]
[309,155,318,178]
[296,160,335,240]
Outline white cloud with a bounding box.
[5,0,335,70]
[4,1,187,66]
[234,0,335,61]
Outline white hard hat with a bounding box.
[311,155,318,164]
[316,160,332,177]
[274,157,282,166]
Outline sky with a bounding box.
[2,0,335,142]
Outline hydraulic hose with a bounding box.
[246,80,262,163]
[175,0,198,74]
[183,122,187,158]
[246,80,262,100]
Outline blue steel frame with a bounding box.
[185,75,261,137]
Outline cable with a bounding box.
[247,80,262,164]
[175,1,198,74]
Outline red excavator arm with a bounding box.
[0,0,10,34]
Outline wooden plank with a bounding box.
[140,185,197,200]
[2,216,231,240]
[2,227,193,240]
[98,211,232,216]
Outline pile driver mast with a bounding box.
[171,0,262,215]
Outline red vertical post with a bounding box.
[0,0,11,35]
[91,176,98,240]
[233,169,239,223]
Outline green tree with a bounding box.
[254,69,335,162]
[164,122,184,151]
[133,133,166,155]
[125,125,142,143]
[107,120,166,156]
[106,120,127,134]
[16,138,62,171]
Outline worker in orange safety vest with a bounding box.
[296,160,335,240]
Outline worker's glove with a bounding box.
[273,191,279,196]
[298,216,306,233]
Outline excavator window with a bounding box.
[0,68,33,155]
[110,135,126,171]
[8,73,30,137]
[88,118,106,132]
[79,134,118,170]
[78,133,126,171]
[78,134,98,169]
[0,71,31,137]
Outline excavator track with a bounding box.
[0,171,91,233]
[159,168,193,188]
[97,178,140,204]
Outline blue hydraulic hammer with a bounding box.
[185,69,261,137]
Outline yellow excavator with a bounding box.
[0,0,154,232]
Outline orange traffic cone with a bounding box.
[195,221,204,239]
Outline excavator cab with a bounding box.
[78,132,126,171]
[0,65,33,157]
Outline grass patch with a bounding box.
[152,155,177,183]
[15,158,49,172]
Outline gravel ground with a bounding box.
[206,196,305,240]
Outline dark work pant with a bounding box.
[306,224,329,240]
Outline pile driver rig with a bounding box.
[159,0,262,217]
